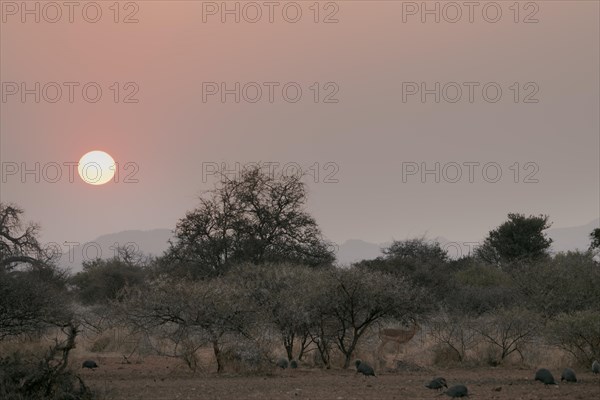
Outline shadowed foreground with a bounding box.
[83,358,599,400]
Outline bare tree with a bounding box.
[0,203,72,339]
[428,312,478,362]
[119,278,254,372]
[304,289,338,369]
[0,322,94,399]
[0,203,57,270]
[165,166,335,278]
[473,307,539,363]
[327,267,428,369]
[231,263,315,361]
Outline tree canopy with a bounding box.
[475,213,553,265]
[589,227,600,251]
[0,203,72,339]
[165,166,335,277]
[0,203,56,270]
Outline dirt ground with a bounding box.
[82,356,600,400]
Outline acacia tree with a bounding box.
[165,166,335,278]
[356,238,457,303]
[302,273,339,369]
[475,213,552,265]
[507,251,600,317]
[327,267,429,369]
[0,203,72,339]
[0,270,72,340]
[119,278,254,373]
[383,237,449,265]
[473,307,540,363]
[546,310,600,366]
[357,237,449,274]
[231,263,314,361]
[0,205,91,400]
[71,246,149,305]
[428,312,478,362]
[0,203,56,270]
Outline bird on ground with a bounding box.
[355,360,376,377]
[425,377,448,391]
[443,384,469,398]
[276,358,289,369]
[290,360,298,369]
[82,360,99,370]
[535,368,558,386]
[561,368,577,382]
[592,360,600,374]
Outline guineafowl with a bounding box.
[592,360,600,374]
[355,360,375,377]
[82,360,99,370]
[561,368,577,382]
[444,384,468,398]
[425,377,448,391]
[276,358,289,369]
[535,368,558,386]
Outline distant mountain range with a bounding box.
[335,218,599,264]
[57,229,173,272]
[58,218,599,271]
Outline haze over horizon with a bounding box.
[49,216,600,272]
[25,202,600,249]
[2,1,599,251]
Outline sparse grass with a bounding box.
[4,327,598,400]
[432,344,463,365]
[10,324,588,379]
[89,336,112,353]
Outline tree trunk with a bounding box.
[298,332,310,361]
[319,346,331,369]
[212,340,223,373]
[314,339,331,369]
[283,332,295,361]
[341,332,361,369]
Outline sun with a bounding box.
[78,150,116,185]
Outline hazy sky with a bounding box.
[1,1,599,248]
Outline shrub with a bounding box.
[428,313,478,363]
[473,308,540,364]
[0,353,93,400]
[89,336,112,353]
[0,332,96,400]
[546,310,600,366]
[220,339,271,373]
[432,344,463,365]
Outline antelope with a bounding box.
[377,319,420,359]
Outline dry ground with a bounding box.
[81,355,600,400]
